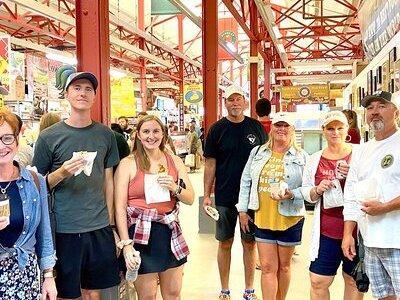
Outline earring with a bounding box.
[345,135,351,142]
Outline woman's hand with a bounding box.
[271,189,294,201]
[316,179,335,195]
[42,277,57,300]
[239,212,251,233]
[0,217,9,230]
[336,162,350,177]
[123,245,140,271]
[157,174,178,192]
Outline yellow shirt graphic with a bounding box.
[255,151,302,230]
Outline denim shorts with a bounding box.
[309,234,357,276]
[255,218,304,246]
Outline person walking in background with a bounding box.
[186,124,199,172]
[237,113,307,300]
[342,110,361,144]
[0,108,57,299]
[302,111,363,300]
[343,91,400,300]
[118,116,133,140]
[114,115,194,300]
[255,98,272,134]
[33,72,121,300]
[111,123,131,160]
[203,85,267,300]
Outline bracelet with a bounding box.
[116,239,133,250]
[315,187,323,196]
[43,269,56,278]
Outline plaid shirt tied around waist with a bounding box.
[126,205,189,260]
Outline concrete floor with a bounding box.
[174,169,374,300]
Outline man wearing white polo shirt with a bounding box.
[342,91,400,300]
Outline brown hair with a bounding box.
[133,115,166,171]
[342,109,358,129]
[0,107,19,136]
[39,112,61,132]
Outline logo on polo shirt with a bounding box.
[381,154,394,169]
[247,134,257,145]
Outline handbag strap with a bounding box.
[29,170,40,193]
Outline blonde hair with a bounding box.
[266,125,301,152]
[39,112,61,132]
[133,115,167,171]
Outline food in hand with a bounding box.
[205,205,219,221]
[158,164,166,174]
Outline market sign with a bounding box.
[110,76,136,119]
[183,83,203,106]
[218,18,238,60]
[281,85,330,103]
[359,0,400,59]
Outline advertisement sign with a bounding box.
[110,76,136,119]
[0,36,10,105]
[281,85,330,103]
[9,51,25,101]
[183,83,203,106]
[359,0,400,59]
[26,54,49,119]
[218,18,239,60]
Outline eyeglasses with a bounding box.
[0,134,16,145]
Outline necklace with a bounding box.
[0,167,16,202]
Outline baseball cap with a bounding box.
[271,113,295,126]
[224,85,244,99]
[322,111,349,127]
[65,72,98,92]
[361,90,399,109]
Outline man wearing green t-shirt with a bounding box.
[33,72,120,300]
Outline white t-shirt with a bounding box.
[344,130,400,248]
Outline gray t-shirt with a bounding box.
[33,121,119,233]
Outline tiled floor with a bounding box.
[173,169,374,300]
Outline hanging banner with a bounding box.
[110,76,136,119]
[218,18,239,61]
[26,54,49,120]
[183,83,203,106]
[0,36,10,105]
[9,51,25,101]
[281,85,330,103]
[359,0,400,59]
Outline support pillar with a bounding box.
[138,0,147,112]
[178,14,185,131]
[249,1,259,118]
[263,58,271,99]
[76,0,110,124]
[202,0,218,135]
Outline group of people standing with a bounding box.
[203,86,399,300]
[0,69,399,300]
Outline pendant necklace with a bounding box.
[0,181,12,202]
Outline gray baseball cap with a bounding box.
[361,91,398,109]
[65,72,98,92]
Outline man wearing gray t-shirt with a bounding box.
[33,72,120,300]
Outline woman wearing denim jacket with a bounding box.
[301,111,362,300]
[237,113,308,300]
[0,108,56,299]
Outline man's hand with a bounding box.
[0,217,9,230]
[41,277,57,300]
[342,234,356,261]
[362,200,388,216]
[60,156,86,178]
[202,195,212,209]
[239,212,251,233]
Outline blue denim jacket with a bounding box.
[0,164,56,270]
[237,144,308,216]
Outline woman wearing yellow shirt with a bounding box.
[237,113,308,300]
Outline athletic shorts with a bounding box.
[309,234,357,276]
[255,218,304,246]
[55,226,120,299]
[215,206,255,242]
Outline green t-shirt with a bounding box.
[33,121,120,233]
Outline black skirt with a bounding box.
[125,222,187,274]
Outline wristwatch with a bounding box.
[172,185,182,197]
[43,269,57,278]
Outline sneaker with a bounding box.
[219,292,231,299]
[243,291,258,300]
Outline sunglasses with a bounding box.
[0,134,16,145]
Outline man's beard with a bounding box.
[229,108,243,117]
[370,119,385,132]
